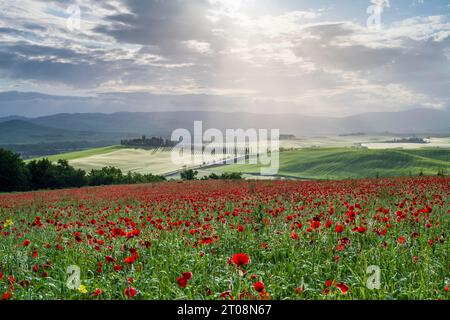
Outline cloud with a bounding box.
[0,0,448,116]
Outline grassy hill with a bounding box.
[32,145,450,179]
[0,120,136,144]
[27,145,125,162]
[211,148,450,179]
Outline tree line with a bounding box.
[0,148,244,193]
[121,136,176,148]
[0,148,166,193]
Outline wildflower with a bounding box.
[78,284,88,294]
[336,283,349,294]
[124,287,137,298]
[2,291,12,300]
[105,256,115,263]
[4,219,13,228]
[124,256,135,264]
[254,281,265,293]
[325,279,333,288]
[177,276,188,289]
[232,253,250,267]
[177,272,193,288]
[91,289,102,297]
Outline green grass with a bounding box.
[0,178,448,300]
[212,148,450,179]
[27,145,125,162]
[31,146,450,179]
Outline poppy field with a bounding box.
[0,177,448,300]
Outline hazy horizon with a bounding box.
[0,0,449,117]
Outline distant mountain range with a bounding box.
[0,108,449,145]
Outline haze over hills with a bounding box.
[0,120,139,144]
[1,108,448,138]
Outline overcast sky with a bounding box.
[0,0,449,117]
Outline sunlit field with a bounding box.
[0,177,448,300]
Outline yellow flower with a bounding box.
[78,284,88,294]
[4,219,13,228]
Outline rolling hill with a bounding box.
[35,145,450,180]
[0,120,137,144]
[16,108,450,137]
[211,148,450,180]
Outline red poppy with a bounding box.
[254,281,265,293]
[220,291,233,300]
[232,253,250,267]
[124,256,135,264]
[177,271,193,288]
[105,256,115,263]
[2,291,12,300]
[397,236,406,245]
[124,287,137,298]
[91,289,102,297]
[356,226,367,234]
[114,265,123,272]
[23,240,30,247]
[182,272,192,280]
[335,225,344,233]
[336,283,349,294]
[325,279,333,288]
[177,276,188,288]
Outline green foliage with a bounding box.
[180,169,198,180]
[87,166,124,186]
[202,172,243,180]
[0,148,166,192]
[0,148,30,192]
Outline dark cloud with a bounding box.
[295,23,402,71]
[0,42,122,87]
[94,0,215,46]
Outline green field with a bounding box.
[28,145,125,162]
[35,145,450,179]
[211,148,450,179]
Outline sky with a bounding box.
[0,0,449,117]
